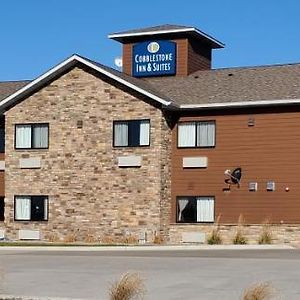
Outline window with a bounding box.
[0,197,4,221]
[178,121,215,148]
[14,196,48,221]
[177,196,214,223]
[15,123,49,149]
[113,120,150,147]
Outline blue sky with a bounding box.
[1,0,300,80]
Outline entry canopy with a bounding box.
[108,24,224,49]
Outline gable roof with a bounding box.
[0,54,175,113]
[145,63,300,109]
[108,24,224,48]
[0,80,31,102]
[2,55,300,112]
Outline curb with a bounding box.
[0,244,295,251]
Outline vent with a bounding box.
[249,182,258,192]
[248,117,255,126]
[267,181,275,191]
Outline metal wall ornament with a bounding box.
[224,167,242,188]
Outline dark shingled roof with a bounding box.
[0,80,30,101]
[108,24,224,48]
[144,63,300,105]
[109,24,194,36]
[3,57,300,110]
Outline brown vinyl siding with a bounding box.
[122,44,132,76]
[188,39,211,73]
[171,108,300,224]
[174,39,188,76]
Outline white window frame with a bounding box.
[14,196,48,221]
[15,123,49,149]
[177,196,215,223]
[178,121,215,148]
[113,119,150,147]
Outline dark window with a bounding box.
[14,196,48,221]
[113,120,150,147]
[178,121,215,148]
[0,197,4,221]
[15,123,49,149]
[177,196,215,223]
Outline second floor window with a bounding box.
[178,121,215,148]
[15,123,49,149]
[113,119,150,147]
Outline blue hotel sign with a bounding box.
[132,40,176,77]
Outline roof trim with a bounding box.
[180,99,300,110]
[0,54,173,111]
[108,28,224,48]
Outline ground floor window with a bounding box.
[14,196,48,221]
[177,196,214,223]
[0,197,4,221]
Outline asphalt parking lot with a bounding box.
[0,248,299,299]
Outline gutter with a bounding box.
[179,99,300,110]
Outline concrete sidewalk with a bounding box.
[0,296,81,300]
[0,243,295,251]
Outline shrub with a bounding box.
[84,231,98,243]
[207,228,222,245]
[101,235,117,245]
[233,214,248,244]
[63,232,77,243]
[46,232,60,243]
[153,233,164,244]
[242,282,273,300]
[233,230,248,245]
[207,214,222,244]
[122,235,138,245]
[258,219,272,244]
[258,229,272,244]
[109,272,145,300]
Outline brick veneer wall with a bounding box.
[2,66,172,242]
[169,224,300,245]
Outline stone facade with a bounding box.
[169,224,300,244]
[1,66,172,242]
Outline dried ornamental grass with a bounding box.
[242,282,274,300]
[109,272,145,300]
[258,219,273,244]
[233,214,248,244]
[63,232,77,243]
[122,235,139,245]
[153,234,164,244]
[233,230,248,244]
[46,232,60,243]
[207,228,222,244]
[207,214,222,244]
